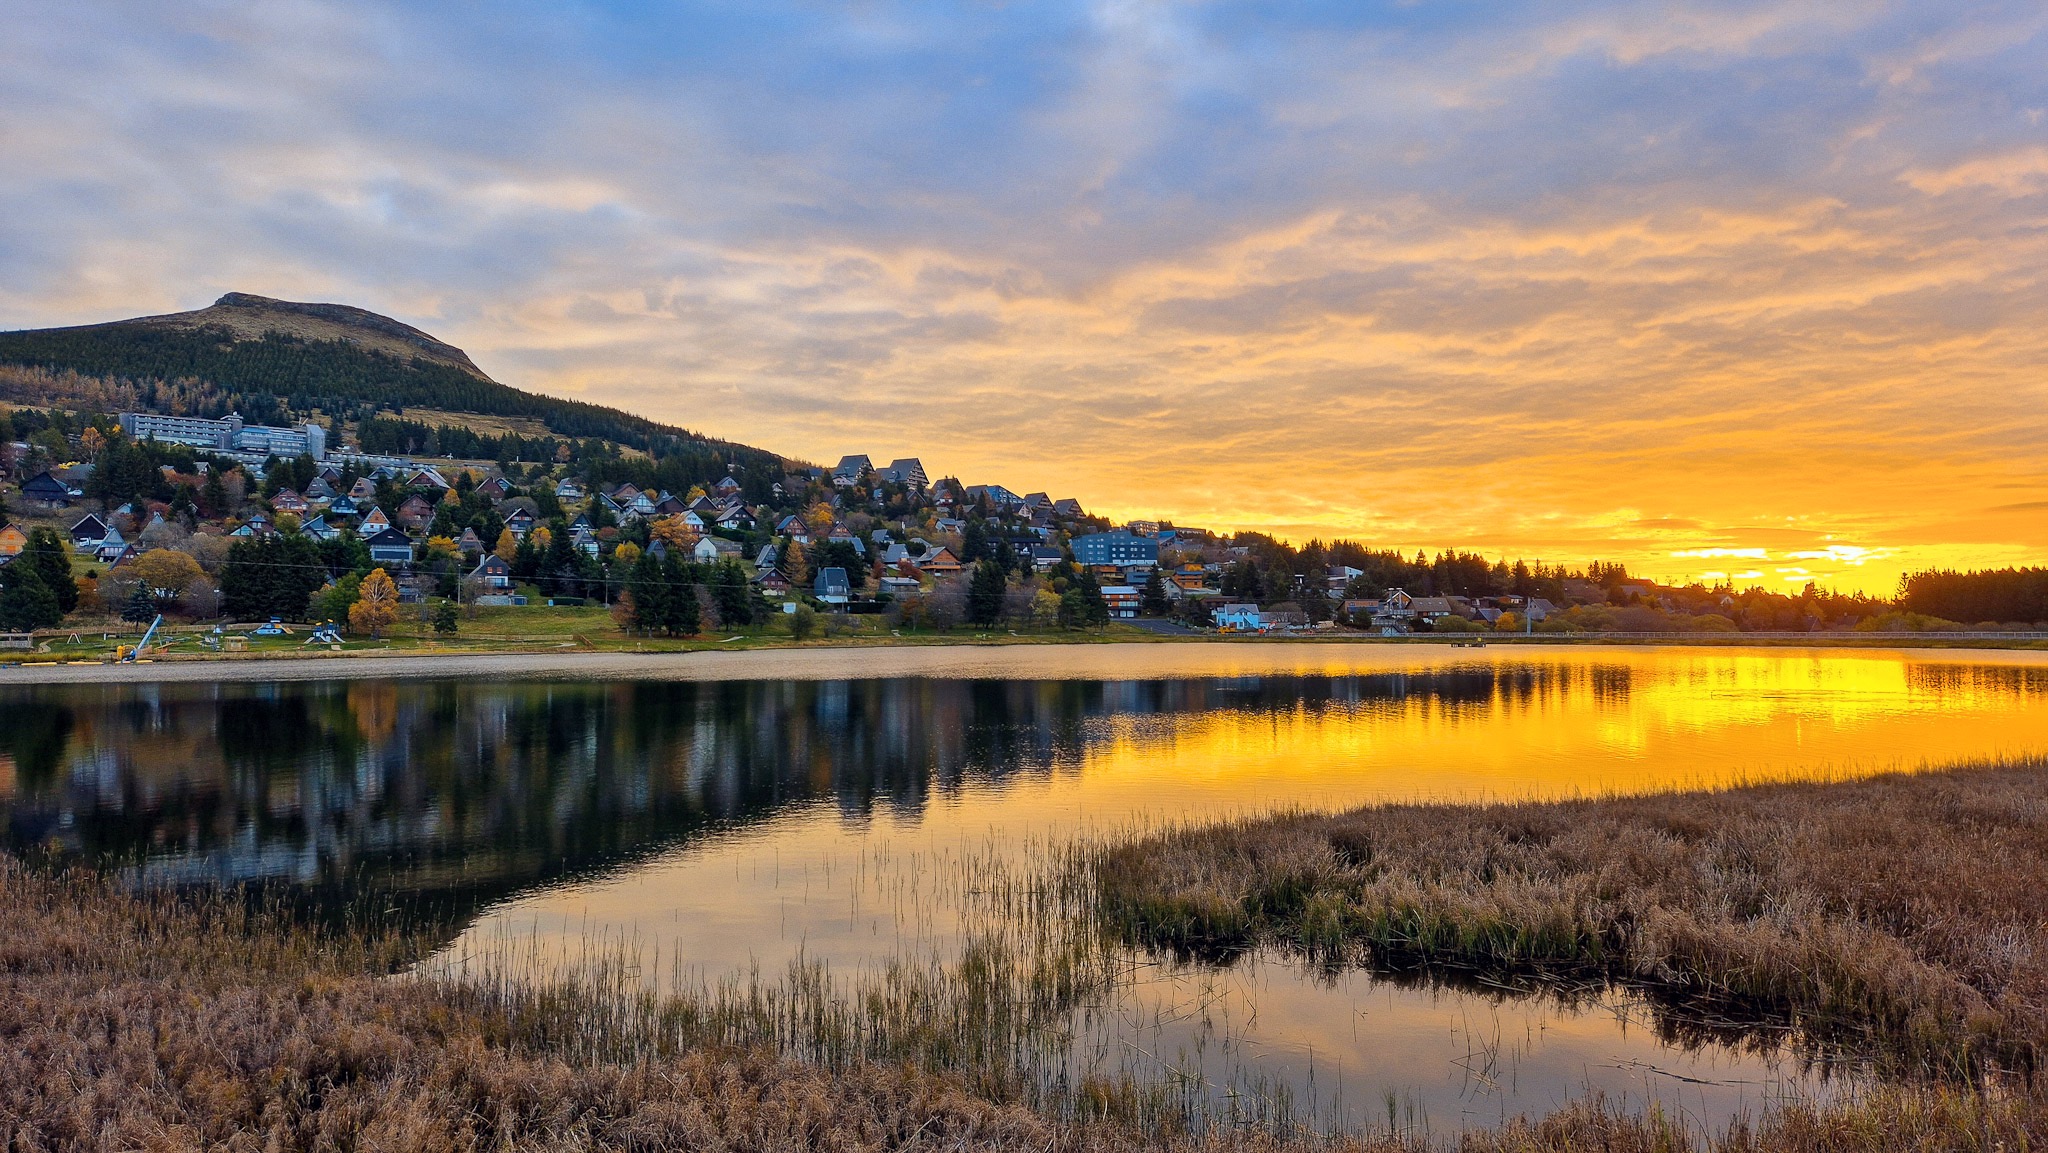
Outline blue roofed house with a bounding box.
[831,455,872,488]
[814,567,851,605]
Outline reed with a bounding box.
[1092,757,2048,1081]
[9,761,2048,1149]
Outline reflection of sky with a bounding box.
[445,647,2048,983]
[5,3,2047,590]
[456,645,2044,1131]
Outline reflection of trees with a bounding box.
[2,667,1649,927]
[1903,662,2048,701]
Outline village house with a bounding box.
[468,552,512,590]
[20,471,76,509]
[881,458,926,491]
[365,527,415,567]
[396,494,436,528]
[830,455,872,487]
[1100,585,1141,619]
[1071,530,1158,568]
[814,567,851,605]
[67,514,110,548]
[1212,603,1261,630]
[693,536,742,562]
[88,525,130,564]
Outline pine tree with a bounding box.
[625,550,669,634]
[661,555,701,636]
[121,582,156,625]
[712,558,753,627]
[22,528,77,613]
[1079,571,1110,627]
[968,559,1007,627]
[1141,567,1169,617]
[0,561,63,631]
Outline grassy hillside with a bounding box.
[0,294,769,463]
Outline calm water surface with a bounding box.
[5,644,2046,1133]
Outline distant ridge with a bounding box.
[0,293,771,460]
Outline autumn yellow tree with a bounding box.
[649,516,691,548]
[805,502,836,533]
[80,426,107,455]
[348,568,400,638]
[494,528,519,562]
[612,541,642,566]
[129,549,203,600]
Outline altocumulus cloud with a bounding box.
[2,0,2045,590]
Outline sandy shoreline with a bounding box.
[2,639,2045,686]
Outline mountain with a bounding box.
[0,293,763,460]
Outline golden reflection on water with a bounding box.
[1056,652,2048,817]
[12,645,2044,1132]
[463,648,2048,983]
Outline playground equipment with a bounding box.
[307,623,344,645]
[253,618,290,636]
[117,615,164,662]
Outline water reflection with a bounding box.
[5,653,2047,927]
[4,648,2048,1130]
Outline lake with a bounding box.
[5,644,2046,1134]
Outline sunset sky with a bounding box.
[2,2,2044,593]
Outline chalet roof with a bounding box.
[68,514,110,541]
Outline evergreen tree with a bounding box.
[541,518,581,597]
[712,558,753,627]
[962,519,989,563]
[433,599,459,634]
[0,561,63,631]
[967,559,1007,627]
[22,528,77,613]
[201,469,229,518]
[1079,570,1110,627]
[121,583,157,625]
[661,554,701,635]
[625,550,669,634]
[1141,567,1169,617]
[218,535,326,621]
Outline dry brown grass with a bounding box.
[7,760,2048,1150]
[1095,759,2048,1081]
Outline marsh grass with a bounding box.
[10,761,2048,1149]
[1092,757,2048,1084]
